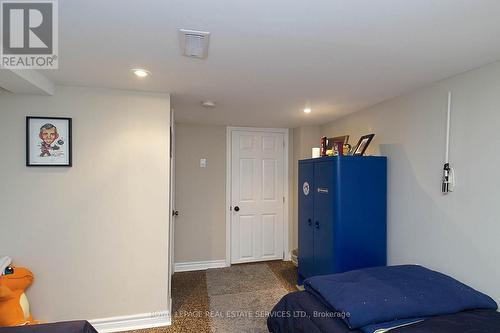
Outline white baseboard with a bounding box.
[89,311,171,333]
[174,259,227,272]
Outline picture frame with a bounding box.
[331,135,349,145]
[26,117,72,167]
[351,134,375,156]
[327,135,349,150]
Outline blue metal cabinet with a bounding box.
[298,156,387,284]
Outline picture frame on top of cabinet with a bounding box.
[351,134,375,156]
[327,135,349,150]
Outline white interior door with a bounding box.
[231,130,285,264]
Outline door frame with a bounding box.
[167,108,175,314]
[225,126,290,267]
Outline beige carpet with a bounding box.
[124,261,297,333]
[207,264,289,332]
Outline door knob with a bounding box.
[315,221,320,229]
[172,210,179,216]
[234,206,240,212]
[308,219,312,226]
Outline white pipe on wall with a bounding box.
[442,91,455,194]
[445,91,452,164]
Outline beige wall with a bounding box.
[0,86,171,321]
[174,125,295,263]
[291,126,320,249]
[174,123,226,263]
[320,61,500,303]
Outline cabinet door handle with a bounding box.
[308,218,312,226]
[315,221,320,229]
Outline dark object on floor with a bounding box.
[268,291,500,333]
[0,321,97,333]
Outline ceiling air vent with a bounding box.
[179,29,210,59]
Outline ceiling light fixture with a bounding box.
[131,68,150,78]
[202,100,216,108]
[303,108,312,114]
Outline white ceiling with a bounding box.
[42,0,500,127]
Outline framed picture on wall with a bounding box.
[26,117,72,167]
[351,134,375,156]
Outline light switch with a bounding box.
[200,158,207,168]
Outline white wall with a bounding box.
[0,86,171,321]
[321,61,500,303]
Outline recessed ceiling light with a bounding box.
[303,108,312,114]
[202,100,216,108]
[131,68,150,78]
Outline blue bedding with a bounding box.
[304,265,497,329]
[267,291,360,333]
[267,291,500,333]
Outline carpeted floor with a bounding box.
[125,260,297,333]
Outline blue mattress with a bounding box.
[268,291,500,333]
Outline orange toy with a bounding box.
[0,257,37,326]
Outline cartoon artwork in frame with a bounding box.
[26,117,72,167]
